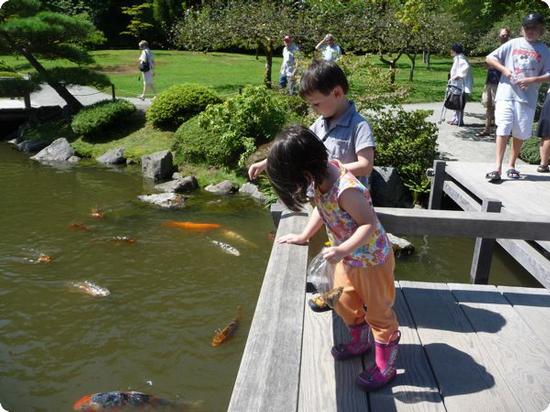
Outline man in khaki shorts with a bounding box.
[485,13,550,182]
[477,28,510,137]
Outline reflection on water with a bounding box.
[0,144,273,411]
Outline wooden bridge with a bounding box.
[228,180,550,411]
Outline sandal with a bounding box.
[537,165,549,173]
[506,168,521,179]
[447,120,458,125]
[475,131,491,137]
[485,171,501,183]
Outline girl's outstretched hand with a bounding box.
[322,246,346,264]
[277,233,308,245]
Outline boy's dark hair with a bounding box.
[267,125,328,212]
[299,60,349,97]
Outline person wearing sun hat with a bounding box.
[448,43,473,126]
[485,12,550,183]
[279,35,299,95]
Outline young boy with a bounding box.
[485,13,550,182]
[248,60,374,185]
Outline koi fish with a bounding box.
[221,229,254,247]
[211,240,240,256]
[73,391,184,411]
[111,236,136,245]
[37,254,53,263]
[69,223,91,232]
[309,286,344,310]
[163,221,221,231]
[70,281,110,297]
[212,305,242,347]
[90,208,105,219]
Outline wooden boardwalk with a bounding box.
[300,281,550,412]
[433,161,550,287]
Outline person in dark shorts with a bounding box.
[536,91,550,172]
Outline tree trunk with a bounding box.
[264,38,273,89]
[19,47,83,114]
[379,51,403,84]
[407,52,416,82]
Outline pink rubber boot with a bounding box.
[356,330,401,391]
[331,322,372,360]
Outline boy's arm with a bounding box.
[322,188,375,263]
[277,207,324,245]
[342,147,374,178]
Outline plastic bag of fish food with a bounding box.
[307,248,335,293]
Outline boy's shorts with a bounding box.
[495,100,535,140]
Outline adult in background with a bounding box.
[476,28,511,137]
[535,92,550,172]
[448,43,473,126]
[485,13,550,182]
[279,35,299,95]
[138,40,156,100]
[315,34,342,62]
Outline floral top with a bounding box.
[314,161,391,267]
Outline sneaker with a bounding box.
[537,165,549,173]
[331,322,372,360]
[356,331,401,391]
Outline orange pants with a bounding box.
[333,252,398,343]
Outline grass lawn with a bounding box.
[2,50,487,103]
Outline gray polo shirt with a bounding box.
[309,101,375,170]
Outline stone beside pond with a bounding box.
[97,147,126,165]
[239,182,268,204]
[155,175,198,194]
[137,193,186,209]
[141,150,174,182]
[205,180,238,195]
[30,138,74,162]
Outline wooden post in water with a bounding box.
[470,199,502,284]
[428,160,446,210]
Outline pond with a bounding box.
[0,143,538,412]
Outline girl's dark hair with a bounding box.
[299,60,349,97]
[267,125,328,212]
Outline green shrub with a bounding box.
[520,137,541,164]
[71,99,136,137]
[146,84,222,130]
[174,86,287,168]
[370,107,438,193]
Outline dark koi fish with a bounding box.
[73,391,187,411]
[69,223,91,232]
[212,305,242,347]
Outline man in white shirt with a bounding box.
[315,34,342,62]
[279,35,299,95]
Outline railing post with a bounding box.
[270,199,284,228]
[111,84,116,101]
[470,199,502,284]
[23,92,31,110]
[428,160,446,210]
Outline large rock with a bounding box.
[370,166,413,208]
[67,155,81,163]
[97,147,126,165]
[239,182,268,204]
[137,193,186,209]
[141,150,174,182]
[205,180,238,195]
[155,176,198,193]
[387,233,415,258]
[31,138,74,162]
[16,139,51,153]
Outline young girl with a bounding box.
[267,125,400,391]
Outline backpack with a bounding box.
[139,51,150,72]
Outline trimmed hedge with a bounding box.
[71,99,136,137]
[520,137,541,164]
[173,86,287,169]
[146,84,222,130]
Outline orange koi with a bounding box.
[163,220,221,231]
[69,223,91,232]
[212,305,242,347]
[90,208,105,219]
[37,254,53,263]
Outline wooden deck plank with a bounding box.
[497,286,550,350]
[228,211,310,412]
[399,281,521,412]
[448,283,550,411]
[298,294,369,412]
[369,285,445,412]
